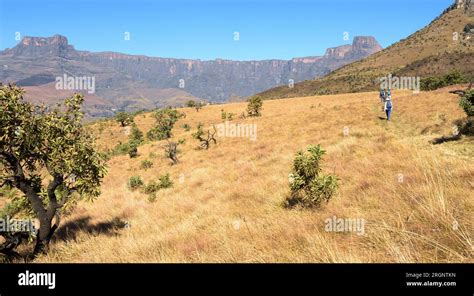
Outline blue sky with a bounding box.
[0,0,453,60]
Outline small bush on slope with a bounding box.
[247,96,263,117]
[285,145,338,209]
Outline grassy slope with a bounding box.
[36,87,473,263]
[257,8,474,99]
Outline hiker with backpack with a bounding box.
[379,88,386,103]
[384,96,393,121]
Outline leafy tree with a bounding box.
[147,108,184,141]
[194,101,204,112]
[0,84,107,255]
[186,100,196,108]
[285,145,338,209]
[247,96,263,117]
[115,111,134,127]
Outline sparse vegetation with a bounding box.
[26,88,473,264]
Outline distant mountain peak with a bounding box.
[352,36,382,50]
[20,34,69,47]
[323,36,382,59]
[7,34,74,57]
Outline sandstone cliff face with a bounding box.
[324,45,353,59]
[0,35,382,116]
[323,37,382,60]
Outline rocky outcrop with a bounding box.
[5,35,75,57]
[323,37,382,60]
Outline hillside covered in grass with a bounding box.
[26,86,474,263]
[257,4,473,99]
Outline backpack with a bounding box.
[386,100,392,110]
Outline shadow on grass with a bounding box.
[54,216,128,242]
[430,119,473,145]
[430,134,462,144]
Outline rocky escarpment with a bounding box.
[0,35,382,116]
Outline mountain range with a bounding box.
[0,35,381,118]
[257,0,473,99]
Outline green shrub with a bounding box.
[128,176,144,190]
[420,70,467,91]
[459,90,474,117]
[221,109,235,121]
[158,173,173,189]
[110,141,131,156]
[128,144,138,158]
[186,100,196,108]
[140,159,153,169]
[142,174,173,202]
[181,123,191,131]
[285,145,338,209]
[129,124,144,146]
[143,181,161,194]
[247,96,263,117]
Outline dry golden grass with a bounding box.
[36,87,473,263]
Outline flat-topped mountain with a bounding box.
[0,35,382,118]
